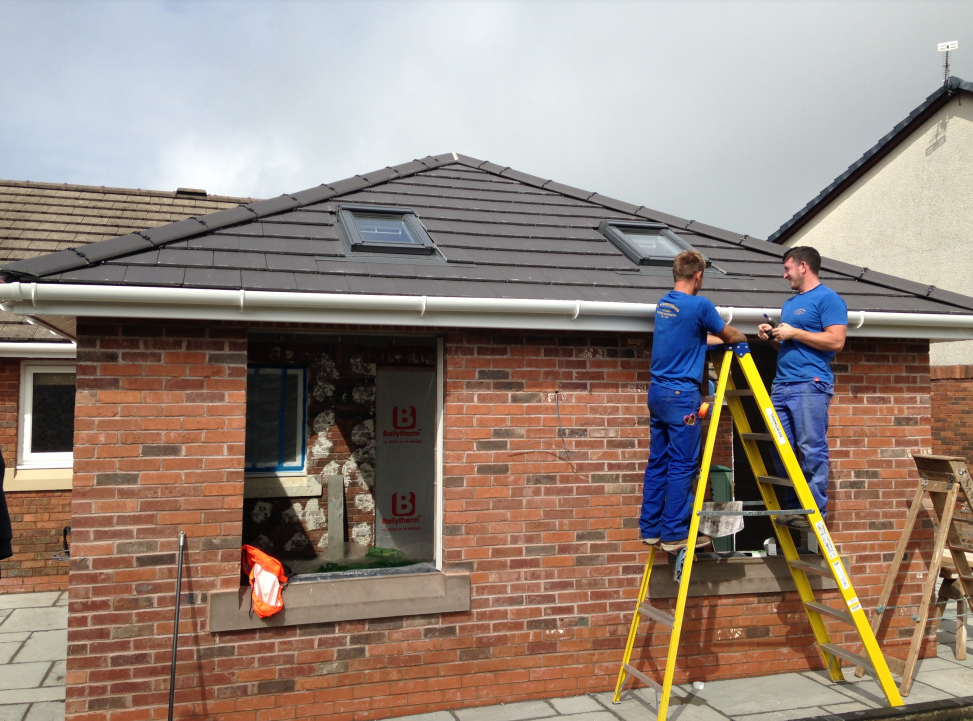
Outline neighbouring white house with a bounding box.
[770,76,973,366]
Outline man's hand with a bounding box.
[771,322,799,341]
[757,323,774,341]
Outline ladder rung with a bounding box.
[757,475,794,488]
[638,603,675,628]
[698,509,811,517]
[789,559,831,577]
[724,389,754,397]
[959,573,973,581]
[820,643,875,677]
[741,433,774,442]
[805,601,854,626]
[623,664,663,694]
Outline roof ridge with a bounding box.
[768,76,972,244]
[0,178,255,203]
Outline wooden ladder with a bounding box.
[854,453,973,694]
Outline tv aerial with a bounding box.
[938,40,958,86]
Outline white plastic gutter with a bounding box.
[0,342,77,358]
[0,282,971,340]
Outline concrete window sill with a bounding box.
[3,467,72,492]
[648,554,844,598]
[208,570,471,632]
[243,473,322,498]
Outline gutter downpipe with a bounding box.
[1,283,972,337]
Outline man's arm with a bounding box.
[757,323,780,350]
[772,323,846,352]
[712,324,746,345]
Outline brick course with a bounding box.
[66,327,935,721]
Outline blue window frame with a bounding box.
[245,367,307,472]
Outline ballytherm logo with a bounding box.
[392,492,417,517]
[392,405,417,430]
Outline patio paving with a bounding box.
[0,591,67,721]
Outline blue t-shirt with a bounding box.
[651,291,726,391]
[775,284,847,384]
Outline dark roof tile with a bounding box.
[184,267,242,289]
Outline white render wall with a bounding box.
[783,91,973,365]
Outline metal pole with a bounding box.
[168,531,186,721]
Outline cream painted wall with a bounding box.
[784,91,973,365]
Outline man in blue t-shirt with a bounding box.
[643,250,746,552]
[758,246,847,529]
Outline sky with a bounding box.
[1,0,971,239]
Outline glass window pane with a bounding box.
[353,215,420,245]
[246,369,282,468]
[622,229,683,257]
[281,369,303,467]
[30,372,75,454]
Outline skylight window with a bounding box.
[337,205,437,256]
[599,221,705,267]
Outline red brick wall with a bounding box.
[66,328,933,721]
[0,357,72,592]
[67,320,247,721]
[930,365,973,459]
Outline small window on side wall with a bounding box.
[599,221,706,267]
[337,205,437,256]
[19,363,76,469]
[245,367,307,473]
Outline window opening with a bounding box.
[337,205,437,256]
[19,363,76,468]
[245,367,307,472]
[599,220,705,267]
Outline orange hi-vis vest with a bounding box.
[241,545,288,618]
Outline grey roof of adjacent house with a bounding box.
[0,180,254,341]
[769,76,973,244]
[3,154,973,315]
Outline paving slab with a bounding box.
[687,672,850,716]
[914,665,973,695]
[0,640,24,664]
[455,701,557,721]
[732,708,833,721]
[549,697,603,716]
[0,688,65,705]
[0,705,28,721]
[0,594,60,611]
[821,701,875,714]
[14,631,67,664]
[0,661,52,691]
[42,660,66,687]
[396,713,455,721]
[593,689,727,721]
[0,608,66,634]
[23,702,64,721]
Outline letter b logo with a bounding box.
[392,405,416,429]
[392,492,416,516]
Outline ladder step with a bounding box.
[698,509,812,517]
[623,664,663,694]
[789,559,831,577]
[741,433,774,442]
[638,603,675,628]
[757,475,794,488]
[805,601,854,625]
[725,389,754,397]
[820,643,876,677]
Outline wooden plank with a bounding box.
[885,656,906,676]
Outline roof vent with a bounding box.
[175,187,207,199]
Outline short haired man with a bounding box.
[642,250,746,552]
[757,246,847,529]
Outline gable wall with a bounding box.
[65,321,934,721]
[782,91,973,366]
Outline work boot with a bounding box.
[775,514,811,530]
[660,535,711,553]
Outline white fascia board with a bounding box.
[0,282,972,340]
[0,342,77,358]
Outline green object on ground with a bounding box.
[710,465,734,552]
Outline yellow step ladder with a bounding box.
[612,343,903,719]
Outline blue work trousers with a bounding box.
[641,384,702,542]
[770,380,834,519]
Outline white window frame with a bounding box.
[19,361,76,469]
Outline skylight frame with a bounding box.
[337,204,437,256]
[598,220,706,267]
